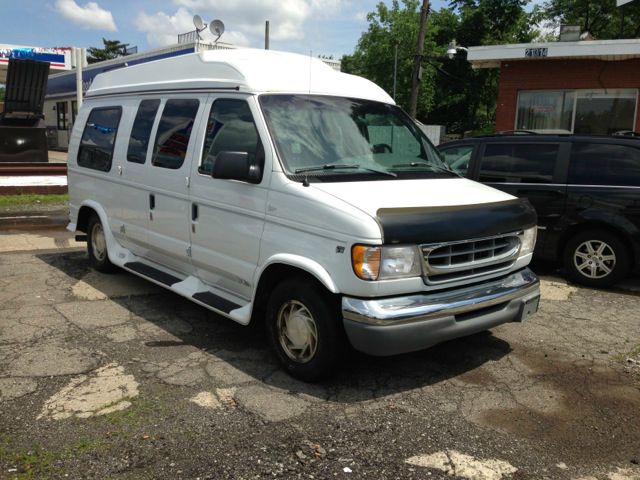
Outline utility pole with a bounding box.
[409,0,430,119]
[393,43,399,101]
[265,21,270,50]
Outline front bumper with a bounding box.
[341,268,540,356]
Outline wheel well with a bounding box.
[250,264,335,326]
[76,206,97,233]
[558,222,635,263]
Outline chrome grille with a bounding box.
[421,234,521,285]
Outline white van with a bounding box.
[67,49,540,381]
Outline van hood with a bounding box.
[311,178,537,244]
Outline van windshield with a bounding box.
[259,94,454,181]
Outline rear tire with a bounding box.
[86,213,117,273]
[563,229,630,288]
[265,277,345,382]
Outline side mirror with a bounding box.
[212,151,261,184]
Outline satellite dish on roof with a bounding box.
[193,15,205,31]
[210,19,225,41]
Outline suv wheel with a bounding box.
[563,229,630,288]
[265,277,344,382]
[87,214,117,273]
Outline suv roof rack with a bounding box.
[611,130,640,138]
[497,130,539,135]
[470,130,540,139]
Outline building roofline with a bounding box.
[468,38,640,68]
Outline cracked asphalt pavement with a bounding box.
[0,231,639,480]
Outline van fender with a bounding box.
[77,200,126,267]
[256,254,340,294]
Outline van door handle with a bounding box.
[117,165,123,176]
[191,204,198,233]
[149,194,155,210]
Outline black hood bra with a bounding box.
[377,198,537,245]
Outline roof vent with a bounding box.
[559,25,581,42]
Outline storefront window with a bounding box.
[516,89,637,135]
[517,91,574,133]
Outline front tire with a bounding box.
[563,229,630,288]
[266,277,344,382]
[86,213,117,273]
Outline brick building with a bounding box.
[467,39,640,135]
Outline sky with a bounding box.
[0,0,453,58]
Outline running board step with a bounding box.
[193,291,241,314]
[124,262,181,286]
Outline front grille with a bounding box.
[422,234,521,285]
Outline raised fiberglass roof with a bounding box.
[87,48,394,104]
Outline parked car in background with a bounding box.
[439,133,640,288]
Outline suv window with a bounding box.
[440,144,473,175]
[151,99,200,170]
[200,99,262,176]
[479,143,558,183]
[127,99,160,164]
[77,107,122,172]
[568,142,640,187]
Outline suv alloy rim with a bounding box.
[276,300,318,363]
[91,223,107,262]
[573,240,616,279]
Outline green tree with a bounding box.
[342,0,537,133]
[431,0,536,133]
[87,38,130,64]
[538,0,640,39]
[341,1,438,120]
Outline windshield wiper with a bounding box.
[294,164,396,177]
[391,161,458,176]
[294,164,360,174]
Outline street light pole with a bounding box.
[409,0,430,119]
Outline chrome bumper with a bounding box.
[341,268,540,356]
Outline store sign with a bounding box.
[525,47,548,58]
[0,45,72,70]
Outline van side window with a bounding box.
[200,99,263,177]
[479,143,558,183]
[127,99,160,164]
[77,107,122,172]
[151,99,200,170]
[568,143,640,187]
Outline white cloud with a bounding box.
[136,0,351,48]
[54,0,117,31]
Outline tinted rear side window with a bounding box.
[127,99,160,164]
[77,107,121,172]
[479,143,558,183]
[568,142,640,187]
[152,99,200,170]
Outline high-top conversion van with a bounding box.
[68,49,540,380]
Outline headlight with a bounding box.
[352,245,422,281]
[519,227,537,256]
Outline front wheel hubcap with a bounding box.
[574,240,616,279]
[276,300,318,363]
[91,222,107,262]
